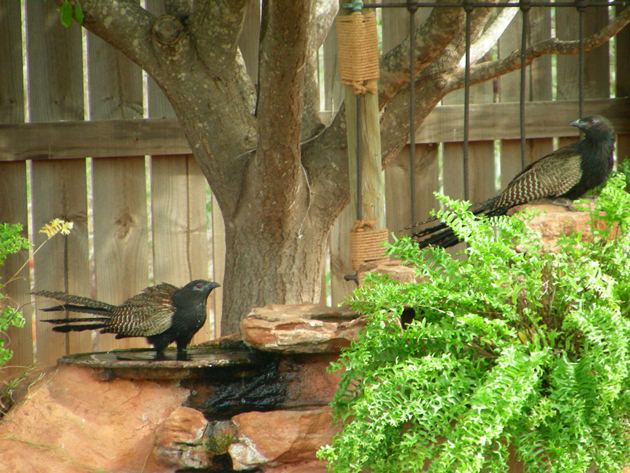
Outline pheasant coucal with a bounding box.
[36,279,220,359]
[413,115,616,248]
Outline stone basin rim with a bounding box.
[58,344,265,371]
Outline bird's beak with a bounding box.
[569,118,583,129]
[210,282,221,289]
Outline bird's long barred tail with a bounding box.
[412,198,499,248]
[34,290,115,316]
[42,316,111,333]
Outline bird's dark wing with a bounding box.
[105,283,179,337]
[493,147,582,210]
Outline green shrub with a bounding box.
[0,223,30,366]
[319,172,629,473]
[0,219,74,367]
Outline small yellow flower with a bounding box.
[39,219,74,238]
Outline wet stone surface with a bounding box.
[58,342,269,380]
[186,353,339,419]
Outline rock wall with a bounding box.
[0,305,355,473]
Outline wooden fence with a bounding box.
[1,0,629,375]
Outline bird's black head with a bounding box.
[173,280,220,305]
[185,279,220,293]
[570,115,615,141]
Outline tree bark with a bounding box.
[221,203,330,334]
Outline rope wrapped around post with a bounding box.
[336,11,380,95]
[350,220,389,271]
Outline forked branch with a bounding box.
[448,7,630,91]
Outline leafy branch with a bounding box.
[0,219,74,366]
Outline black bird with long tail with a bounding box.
[413,115,616,248]
[36,279,220,359]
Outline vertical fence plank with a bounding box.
[386,144,439,235]
[92,158,148,351]
[498,12,527,185]
[468,52,497,203]
[26,0,89,365]
[323,21,343,113]
[211,196,225,336]
[87,7,147,352]
[326,6,352,307]
[324,12,355,306]
[616,5,630,163]
[499,9,553,188]
[0,163,31,381]
[556,6,609,102]
[87,32,142,120]
[0,2,31,381]
[151,155,212,344]
[442,48,497,203]
[443,75,497,203]
[556,6,611,156]
[145,0,175,118]
[26,0,83,122]
[0,2,23,124]
[382,4,438,232]
[31,161,90,363]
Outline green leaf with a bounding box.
[74,1,84,25]
[60,0,73,28]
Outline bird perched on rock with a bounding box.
[413,115,615,248]
[36,279,220,359]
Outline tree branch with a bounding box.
[189,0,249,72]
[448,7,630,92]
[379,0,464,106]
[71,0,157,73]
[257,1,311,168]
[235,1,313,231]
[459,6,518,68]
[302,111,351,226]
[302,0,339,139]
[378,1,499,163]
[164,0,192,17]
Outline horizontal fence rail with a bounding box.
[2,98,629,162]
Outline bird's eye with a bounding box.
[195,282,204,289]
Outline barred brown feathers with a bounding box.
[412,115,615,248]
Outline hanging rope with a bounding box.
[350,220,389,271]
[336,11,380,95]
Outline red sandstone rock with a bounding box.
[0,364,188,473]
[152,406,210,469]
[358,259,418,285]
[241,304,365,353]
[228,408,339,471]
[509,202,617,251]
[282,355,341,407]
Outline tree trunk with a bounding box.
[220,202,330,334]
